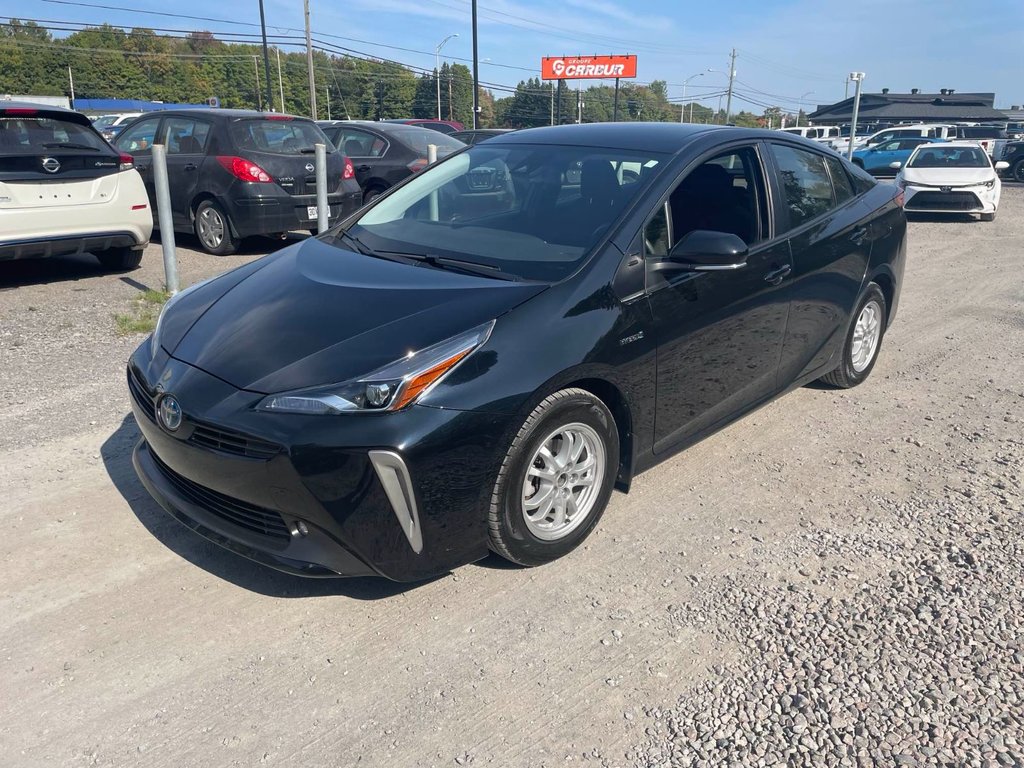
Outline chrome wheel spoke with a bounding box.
[527,463,558,483]
[524,483,555,512]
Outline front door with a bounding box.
[646,146,793,452]
[161,116,212,230]
[114,116,161,208]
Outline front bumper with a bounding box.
[903,186,996,214]
[127,344,509,581]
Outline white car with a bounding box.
[894,141,1009,221]
[831,123,957,154]
[0,102,153,268]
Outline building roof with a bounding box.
[809,92,1007,124]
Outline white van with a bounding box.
[779,125,841,143]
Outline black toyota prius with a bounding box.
[127,123,906,581]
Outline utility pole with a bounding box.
[276,48,285,113]
[471,0,480,128]
[67,65,75,108]
[325,85,330,120]
[577,86,582,123]
[304,0,317,119]
[724,48,737,124]
[253,56,262,111]
[847,72,865,160]
[257,0,273,111]
[550,84,554,126]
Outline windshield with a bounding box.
[0,116,110,154]
[92,115,117,128]
[229,118,333,155]
[908,146,990,168]
[344,143,666,282]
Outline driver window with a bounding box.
[116,118,160,155]
[644,147,765,257]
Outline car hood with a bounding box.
[902,167,995,185]
[170,237,547,394]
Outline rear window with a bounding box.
[0,115,110,155]
[390,127,464,155]
[229,119,332,155]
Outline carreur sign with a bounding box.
[541,55,637,80]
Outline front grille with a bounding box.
[189,422,281,459]
[128,367,156,421]
[150,451,291,544]
[907,191,982,211]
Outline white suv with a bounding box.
[0,102,152,270]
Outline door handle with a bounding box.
[356,164,371,172]
[184,163,198,171]
[763,264,792,285]
[850,227,869,245]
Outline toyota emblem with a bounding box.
[305,162,315,173]
[41,157,61,173]
[940,186,952,193]
[158,394,183,432]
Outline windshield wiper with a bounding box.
[381,252,520,282]
[335,229,374,255]
[41,142,101,151]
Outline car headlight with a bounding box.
[982,179,996,189]
[256,321,494,415]
[151,276,216,353]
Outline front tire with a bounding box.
[193,199,237,256]
[1012,160,1024,184]
[820,283,887,389]
[488,389,619,567]
[94,246,142,271]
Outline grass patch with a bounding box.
[114,288,171,336]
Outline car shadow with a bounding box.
[158,230,308,256]
[0,251,114,289]
[101,413,431,600]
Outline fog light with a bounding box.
[365,382,393,408]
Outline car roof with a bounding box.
[0,100,91,126]
[484,122,772,152]
[912,141,988,149]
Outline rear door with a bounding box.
[769,142,873,384]
[335,127,390,189]
[161,116,212,229]
[0,108,125,213]
[647,144,793,451]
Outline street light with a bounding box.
[796,90,814,127]
[436,33,459,121]
[680,69,711,123]
[847,72,865,159]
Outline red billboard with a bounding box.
[541,55,637,80]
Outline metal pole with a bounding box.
[276,48,285,113]
[427,143,438,221]
[724,48,736,124]
[67,65,75,108]
[471,0,480,129]
[257,0,273,112]
[550,84,554,126]
[326,85,330,120]
[304,0,317,119]
[151,145,179,294]
[689,99,695,123]
[315,143,329,233]
[436,51,442,120]
[250,55,260,111]
[847,73,865,160]
[555,79,562,125]
[613,78,619,122]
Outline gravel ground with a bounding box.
[1,189,1023,767]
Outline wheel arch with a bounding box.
[190,193,240,237]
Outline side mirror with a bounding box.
[995,160,1010,170]
[889,161,902,170]
[652,230,749,273]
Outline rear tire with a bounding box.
[487,388,619,567]
[363,185,387,205]
[820,283,887,389]
[94,246,142,271]
[193,199,237,256]
[981,211,996,222]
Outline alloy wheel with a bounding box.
[851,300,882,373]
[521,422,606,541]
[198,207,225,249]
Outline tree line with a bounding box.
[1,20,773,128]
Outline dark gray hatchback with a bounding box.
[115,109,362,254]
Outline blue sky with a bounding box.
[19,0,1024,111]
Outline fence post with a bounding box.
[151,144,179,294]
[427,143,438,222]
[315,142,329,234]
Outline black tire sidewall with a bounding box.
[496,394,619,565]
[838,284,887,386]
[1013,160,1024,184]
